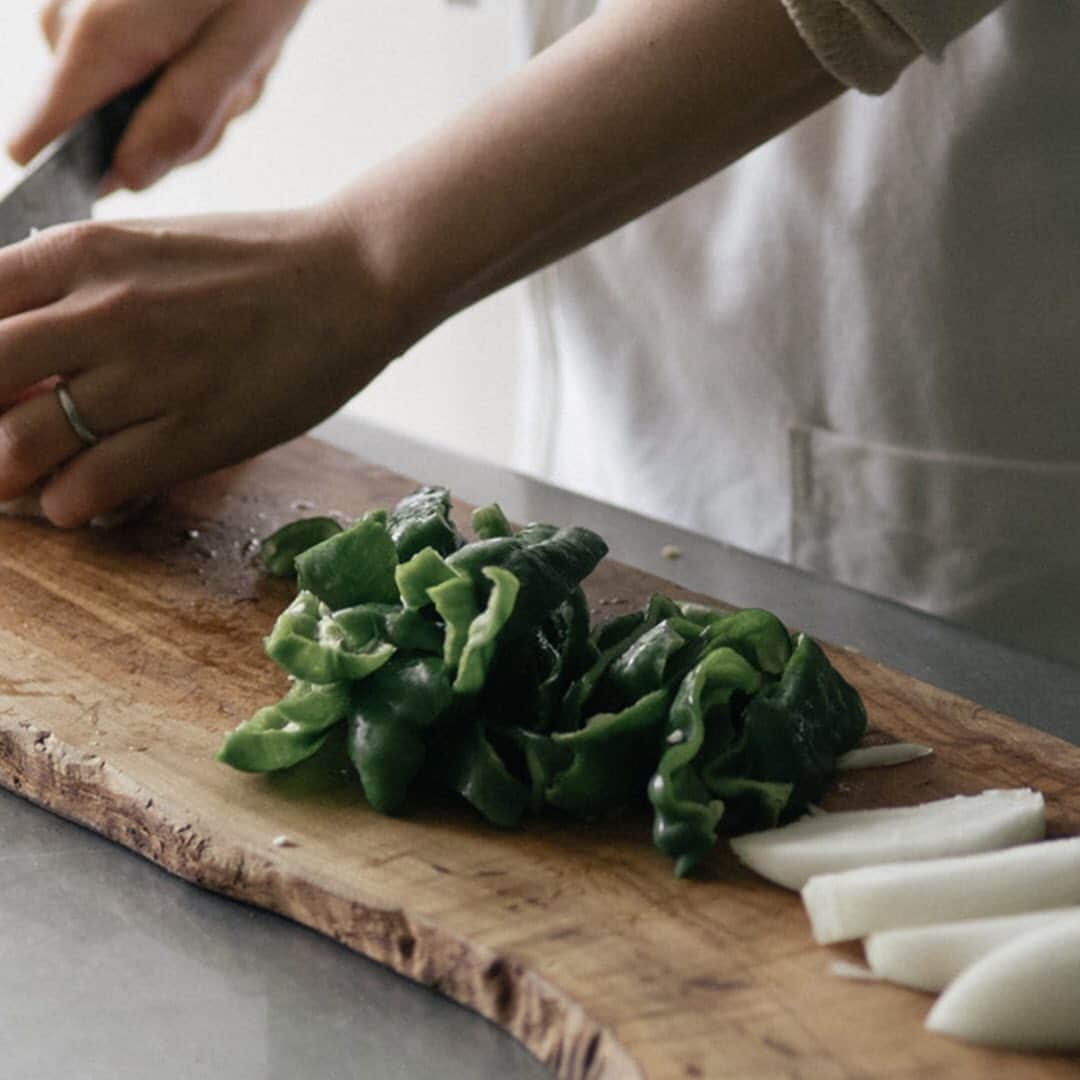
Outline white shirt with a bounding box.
[510,1,1080,664]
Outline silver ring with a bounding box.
[55,381,100,448]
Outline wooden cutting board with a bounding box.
[0,437,1076,1079]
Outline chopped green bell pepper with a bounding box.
[216,706,331,773]
[708,633,866,819]
[436,717,530,828]
[471,503,513,540]
[347,655,454,814]
[428,573,479,670]
[259,516,343,578]
[454,566,520,695]
[648,647,762,877]
[216,679,350,773]
[698,607,792,677]
[333,602,444,655]
[561,593,683,729]
[395,546,458,610]
[265,591,396,684]
[447,526,607,643]
[595,617,704,709]
[543,688,670,819]
[388,486,463,561]
[477,587,591,735]
[225,488,872,879]
[295,512,400,610]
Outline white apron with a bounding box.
[510,0,1080,665]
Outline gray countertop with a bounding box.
[3,418,1077,1080]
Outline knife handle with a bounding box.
[85,71,160,174]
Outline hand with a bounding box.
[8,0,308,191]
[0,203,404,526]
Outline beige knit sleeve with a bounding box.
[778,0,1004,93]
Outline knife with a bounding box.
[0,74,156,248]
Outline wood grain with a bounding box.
[0,437,1076,1079]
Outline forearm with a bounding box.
[332,0,841,350]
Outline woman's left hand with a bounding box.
[0,203,399,526]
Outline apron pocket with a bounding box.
[789,425,1080,664]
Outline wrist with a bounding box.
[319,173,456,374]
[298,193,425,391]
[324,111,543,367]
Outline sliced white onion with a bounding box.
[835,743,933,771]
[802,837,1080,945]
[864,907,1078,992]
[729,788,1045,891]
[926,914,1080,1051]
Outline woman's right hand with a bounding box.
[7,0,309,192]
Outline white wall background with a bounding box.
[0,0,523,464]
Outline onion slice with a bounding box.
[729,788,1045,891]
[925,914,1080,1051]
[864,908,1077,992]
[802,837,1080,944]
[835,743,933,770]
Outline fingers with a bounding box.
[0,231,73,321]
[39,0,71,50]
[39,415,216,528]
[7,0,218,168]
[10,2,156,165]
[10,0,300,192]
[39,419,164,527]
[0,310,68,400]
[170,66,271,170]
[108,15,280,191]
[0,222,143,394]
[0,364,165,505]
[0,376,61,410]
[0,384,88,499]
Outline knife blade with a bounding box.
[0,75,156,248]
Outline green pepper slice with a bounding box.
[259,517,343,578]
[561,593,682,729]
[447,526,607,644]
[437,718,530,827]
[333,602,443,655]
[710,633,866,819]
[216,706,331,773]
[388,486,464,561]
[216,680,349,773]
[699,608,792,677]
[295,512,400,610]
[395,546,458,610]
[427,573,479,670]
[471,503,513,540]
[544,688,670,819]
[347,655,454,814]
[648,647,762,877]
[595,617,703,709]
[265,591,396,684]
[275,678,351,727]
[454,566,520,695]
[477,587,590,736]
